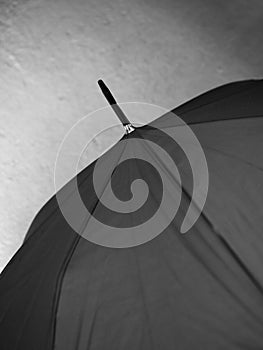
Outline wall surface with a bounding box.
[0,0,263,272]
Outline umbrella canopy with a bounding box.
[0,79,263,350]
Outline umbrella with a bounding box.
[0,78,263,350]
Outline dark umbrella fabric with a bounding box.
[0,79,263,350]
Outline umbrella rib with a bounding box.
[51,233,81,349]
[185,113,263,126]
[132,249,158,350]
[133,129,237,242]
[173,80,261,117]
[148,114,263,131]
[202,144,263,172]
[79,135,130,235]
[134,128,197,218]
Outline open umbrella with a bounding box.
[0,78,263,350]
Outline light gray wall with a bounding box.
[0,0,263,271]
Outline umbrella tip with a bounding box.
[97,79,135,134]
[97,79,116,105]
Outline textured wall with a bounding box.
[0,0,263,272]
